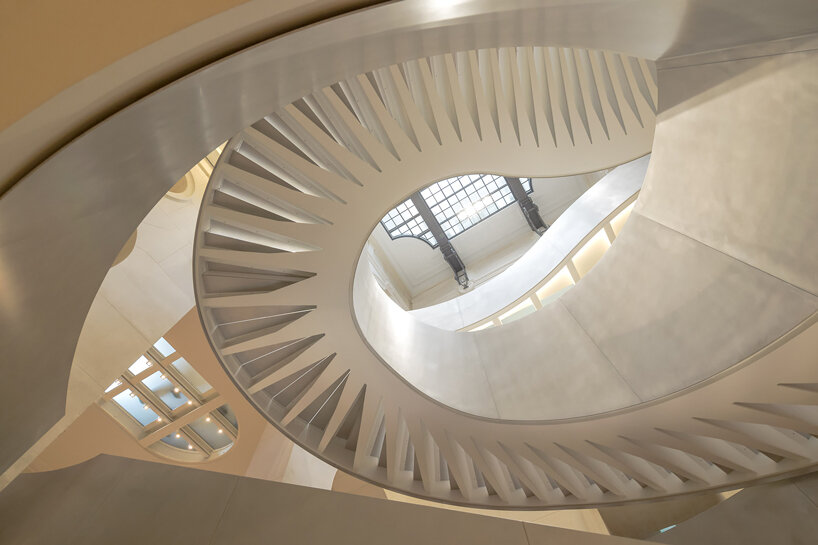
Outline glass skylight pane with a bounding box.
[380,197,436,247]
[105,379,121,393]
[161,431,194,450]
[153,337,175,358]
[217,404,239,428]
[171,358,212,395]
[189,415,231,450]
[423,174,518,239]
[142,371,189,410]
[112,389,159,426]
[128,356,152,376]
[380,173,528,245]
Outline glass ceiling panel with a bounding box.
[105,379,121,393]
[379,198,437,247]
[380,176,532,245]
[128,356,152,376]
[189,415,231,450]
[153,337,176,358]
[217,404,239,429]
[142,371,189,410]
[171,357,212,395]
[161,431,194,450]
[424,174,520,239]
[112,389,159,426]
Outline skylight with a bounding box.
[380,199,437,247]
[128,356,152,376]
[153,337,175,358]
[380,175,533,245]
[112,389,159,426]
[100,337,238,461]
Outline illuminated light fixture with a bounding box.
[175,433,181,438]
[187,444,193,450]
[143,404,149,410]
[205,417,211,422]
[156,417,162,422]
[187,400,193,405]
[173,387,180,393]
[217,429,223,434]
[128,392,135,398]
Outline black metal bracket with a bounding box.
[505,177,548,235]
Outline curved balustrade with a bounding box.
[409,156,647,331]
[190,34,818,510]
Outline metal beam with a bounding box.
[505,177,548,235]
[410,193,469,288]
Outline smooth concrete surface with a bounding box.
[355,178,815,418]
[333,471,613,536]
[0,455,648,545]
[652,474,818,544]
[642,44,818,298]
[410,156,647,330]
[383,489,612,535]
[0,0,385,191]
[0,164,209,489]
[599,493,722,539]
[334,468,613,535]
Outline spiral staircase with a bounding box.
[192,40,818,508]
[1,2,817,536]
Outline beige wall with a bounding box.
[655,474,818,544]
[1,0,387,130]
[1,455,651,545]
[0,0,381,192]
[1,0,247,130]
[331,470,611,535]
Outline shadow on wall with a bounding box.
[0,455,646,545]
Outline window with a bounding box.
[153,337,175,358]
[380,175,533,245]
[171,357,212,395]
[141,371,189,410]
[100,336,238,461]
[112,389,160,426]
[379,198,437,247]
[104,379,121,393]
[127,356,152,376]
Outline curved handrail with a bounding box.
[409,156,648,331]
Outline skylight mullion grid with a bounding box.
[380,176,532,244]
[380,197,438,247]
[424,174,528,239]
[102,337,241,459]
